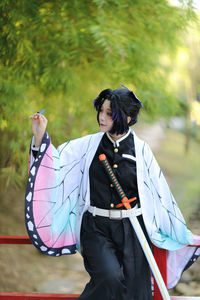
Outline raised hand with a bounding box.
[29,113,48,147]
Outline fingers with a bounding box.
[39,114,48,125]
[29,113,39,120]
[29,113,47,122]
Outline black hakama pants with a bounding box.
[79,211,152,300]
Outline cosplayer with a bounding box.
[26,86,200,300]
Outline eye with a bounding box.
[107,112,112,117]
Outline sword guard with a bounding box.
[115,197,137,209]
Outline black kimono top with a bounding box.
[89,129,140,210]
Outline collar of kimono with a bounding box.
[106,128,131,147]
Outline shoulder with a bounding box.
[69,132,103,146]
[130,129,148,148]
[130,129,153,159]
[57,132,104,155]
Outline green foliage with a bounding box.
[157,128,200,222]
[0,0,196,190]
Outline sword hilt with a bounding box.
[99,154,136,210]
[115,197,137,208]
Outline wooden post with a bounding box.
[153,247,168,300]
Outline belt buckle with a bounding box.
[109,209,122,220]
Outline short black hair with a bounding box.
[93,87,142,135]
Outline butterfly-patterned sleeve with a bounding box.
[139,141,200,288]
[25,131,80,256]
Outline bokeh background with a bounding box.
[0,0,200,297]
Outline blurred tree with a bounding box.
[0,0,196,190]
[166,16,200,153]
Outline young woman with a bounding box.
[26,86,200,300]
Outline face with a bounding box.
[98,99,114,132]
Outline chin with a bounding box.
[100,128,107,133]
[100,126,109,133]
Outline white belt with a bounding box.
[88,205,142,220]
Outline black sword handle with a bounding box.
[99,153,136,210]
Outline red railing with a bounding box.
[0,294,79,299]
[0,236,199,300]
[0,236,79,300]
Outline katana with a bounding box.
[99,153,170,300]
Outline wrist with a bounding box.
[33,135,43,147]
[32,144,40,151]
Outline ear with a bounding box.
[127,116,131,124]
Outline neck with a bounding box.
[106,128,131,146]
[108,131,127,141]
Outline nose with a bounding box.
[99,111,105,122]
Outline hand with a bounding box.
[29,113,48,147]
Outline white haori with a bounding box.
[29,129,199,288]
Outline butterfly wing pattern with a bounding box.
[25,132,79,256]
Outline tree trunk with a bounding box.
[184,80,194,154]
